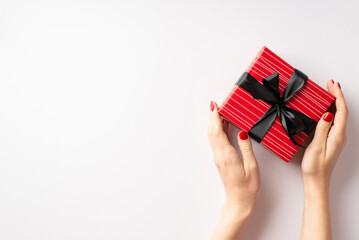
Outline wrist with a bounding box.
[223,201,254,222]
[302,177,330,198]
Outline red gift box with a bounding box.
[218,46,335,162]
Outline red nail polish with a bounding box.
[331,79,334,84]
[239,131,248,140]
[323,112,333,122]
[337,82,341,89]
[210,101,214,111]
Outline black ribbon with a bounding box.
[236,69,317,146]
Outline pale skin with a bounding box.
[208,80,347,240]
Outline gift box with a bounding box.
[218,46,335,162]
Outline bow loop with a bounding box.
[262,72,281,102]
[236,70,317,147]
[237,72,281,105]
[281,69,308,103]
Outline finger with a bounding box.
[311,112,334,147]
[237,131,258,173]
[326,79,335,93]
[208,101,232,151]
[327,80,348,135]
[222,118,229,136]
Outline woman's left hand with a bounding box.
[208,101,260,240]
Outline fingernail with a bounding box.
[331,79,334,84]
[337,82,341,89]
[239,131,248,140]
[323,112,334,122]
[210,101,214,111]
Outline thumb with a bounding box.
[237,131,258,173]
[311,112,334,146]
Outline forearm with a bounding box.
[211,202,252,240]
[300,179,332,240]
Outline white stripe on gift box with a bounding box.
[220,107,292,160]
[248,68,322,119]
[232,83,308,144]
[220,95,295,161]
[220,106,292,160]
[259,55,332,105]
[254,60,327,111]
[261,49,334,102]
[254,58,330,112]
[219,47,335,161]
[230,88,306,143]
[225,101,298,152]
[250,64,324,116]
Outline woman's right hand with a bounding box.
[301,80,348,186]
[300,80,348,240]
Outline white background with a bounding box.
[0,0,358,239]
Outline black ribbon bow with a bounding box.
[236,69,317,146]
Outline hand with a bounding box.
[208,101,260,240]
[302,80,348,186]
[300,80,348,240]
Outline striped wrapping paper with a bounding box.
[218,46,335,162]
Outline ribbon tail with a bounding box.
[286,108,317,135]
[288,134,303,147]
[236,70,316,148]
[279,107,318,147]
[248,106,278,143]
